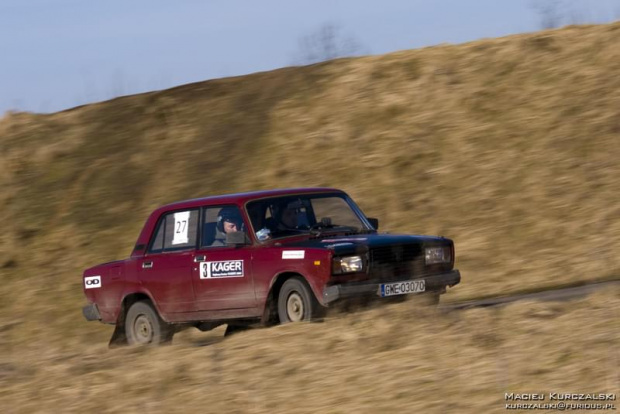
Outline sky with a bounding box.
[0,0,618,114]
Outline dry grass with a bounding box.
[1,25,618,308]
[1,287,618,413]
[1,22,620,411]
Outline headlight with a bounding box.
[333,255,364,274]
[425,246,451,265]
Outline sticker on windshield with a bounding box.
[200,260,244,279]
[282,250,305,259]
[172,211,190,245]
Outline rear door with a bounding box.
[139,208,199,314]
[191,205,257,312]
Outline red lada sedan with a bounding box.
[82,188,460,345]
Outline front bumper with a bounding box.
[322,269,461,305]
[82,303,101,321]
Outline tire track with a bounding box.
[440,280,620,311]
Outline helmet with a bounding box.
[276,201,301,229]
[217,207,244,232]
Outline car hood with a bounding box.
[281,232,451,256]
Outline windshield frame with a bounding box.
[243,191,375,242]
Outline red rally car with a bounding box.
[82,188,461,345]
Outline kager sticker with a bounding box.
[201,260,244,279]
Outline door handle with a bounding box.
[142,261,153,269]
[194,255,206,262]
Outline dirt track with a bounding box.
[2,282,617,414]
[442,279,620,310]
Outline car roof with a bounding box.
[157,187,344,212]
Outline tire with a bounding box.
[277,277,323,323]
[125,301,174,346]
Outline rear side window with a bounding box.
[149,209,199,253]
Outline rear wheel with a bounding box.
[125,301,174,345]
[277,277,323,323]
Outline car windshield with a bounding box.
[245,193,370,240]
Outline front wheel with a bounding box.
[277,277,324,323]
[125,301,174,345]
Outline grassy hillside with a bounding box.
[1,22,620,352]
[3,287,619,413]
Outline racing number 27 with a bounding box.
[176,220,187,234]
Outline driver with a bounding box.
[277,202,298,230]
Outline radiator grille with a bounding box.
[369,244,424,280]
[368,244,451,280]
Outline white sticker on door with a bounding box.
[172,211,190,245]
[200,260,244,279]
[84,275,101,289]
[282,250,305,259]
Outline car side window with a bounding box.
[148,209,199,253]
[201,205,246,248]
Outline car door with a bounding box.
[139,208,199,315]
[190,205,257,312]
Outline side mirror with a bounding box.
[226,231,249,246]
[367,218,379,230]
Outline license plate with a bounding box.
[379,279,426,297]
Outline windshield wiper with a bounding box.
[309,225,361,237]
